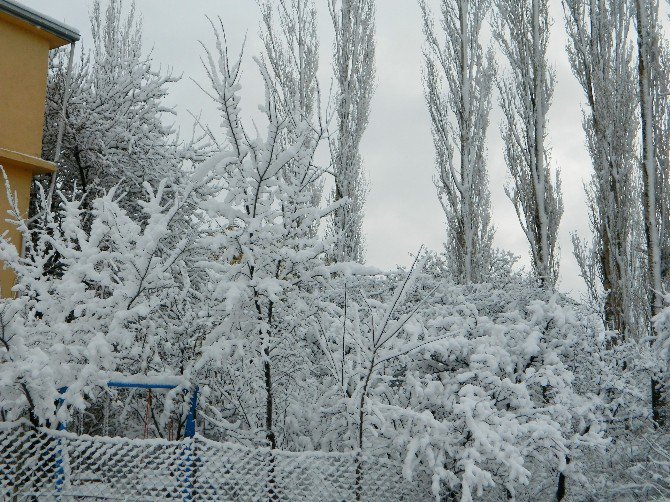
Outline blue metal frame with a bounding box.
[107,381,181,391]
[57,380,199,437]
[55,379,199,500]
[185,386,199,438]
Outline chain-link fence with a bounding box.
[0,421,431,501]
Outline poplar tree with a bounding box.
[634,0,670,426]
[260,0,324,212]
[420,0,495,284]
[494,0,563,287]
[564,0,640,336]
[328,0,375,263]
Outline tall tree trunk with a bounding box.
[459,0,473,284]
[635,0,665,426]
[532,0,550,287]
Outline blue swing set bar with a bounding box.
[57,380,199,434]
[55,379,199,499]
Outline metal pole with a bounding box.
[24,41,76,236]
[45,41,76,214]
[184,386,199,500]
[185,386,198,438]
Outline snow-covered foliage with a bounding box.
[0,172,653,499]
[2,1,669,500]
[612,287,670,497]
[359,280,607,499]
[190,22,339,449]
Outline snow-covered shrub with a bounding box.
[410,296,601,498]
[312,272,610,500]
[0,178,200,428]
[0,3,660,499]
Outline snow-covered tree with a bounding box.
[0,175,200,429]
[328,0,375,263]
[564,0,642,336]
[260,0,320,125]
[192,23,340,449]
[317,253,438,451]
[633,0,670,426]
[7,2,670,499]
[260,0,325,221]
[40,0,205,222]
[433,295,603,498]
[420,0,495,284]
[494,0,563,287]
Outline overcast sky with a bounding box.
[23,0,665,298]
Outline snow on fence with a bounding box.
[0,422,430,501]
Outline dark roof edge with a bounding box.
[0,0,79,43]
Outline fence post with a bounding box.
[185,386,198,438]
[266,447,277,502]
[54,387,68,500]
[354,449,363,501]
[182,386,199,501]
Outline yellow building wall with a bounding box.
[0,13,59,296]
[0,164,32,296]
[0,15,50,157]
